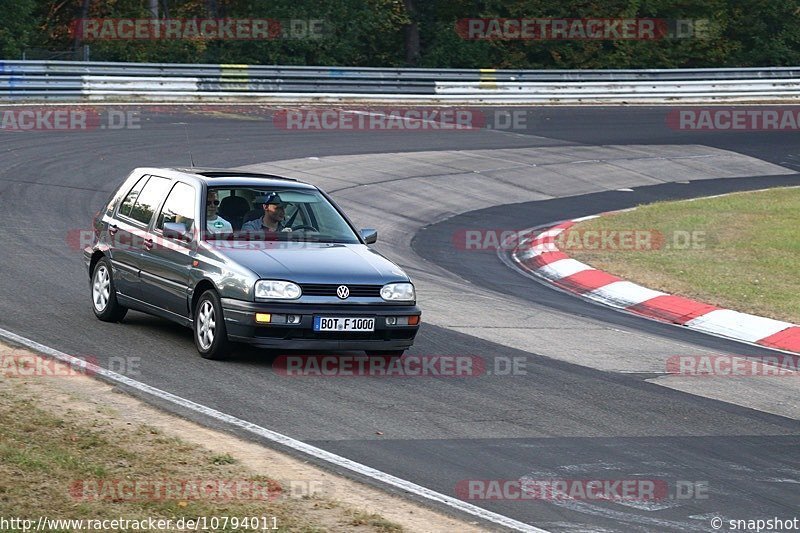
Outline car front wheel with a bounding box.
[91,257,128,322]
[193,290,230,360]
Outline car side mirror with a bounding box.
[164,222,190,241]
[360,228,378,244]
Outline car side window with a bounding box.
[128,176,171,225]
[118,175,149,218]
[157,182,196,233]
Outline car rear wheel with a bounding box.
[194,290,230,360]
[365,350,405,357]
[91,257,128,322]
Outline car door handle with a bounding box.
[108,224,119,236]
[143,238,154,250]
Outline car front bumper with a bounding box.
[221,298,421,351]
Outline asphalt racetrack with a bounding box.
[1,105,798,532]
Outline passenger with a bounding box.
[206,191,233,235]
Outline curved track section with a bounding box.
[1,106,799,532]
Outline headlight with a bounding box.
[380,282,415,301]
[255,280,301,300]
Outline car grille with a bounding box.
[299,284,382,298]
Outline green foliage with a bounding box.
[3,0,799,68]
[0,0,37,58]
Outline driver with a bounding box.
[241,192,292,232]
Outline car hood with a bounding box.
[214,243,410,284]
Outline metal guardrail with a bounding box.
[1,60,799,102]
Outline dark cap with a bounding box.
[260,192,285,206]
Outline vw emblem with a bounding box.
[336,285,350,299]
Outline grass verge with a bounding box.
[564,187,800,324]
[0,350,408,532]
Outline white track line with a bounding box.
[0,326,547,533]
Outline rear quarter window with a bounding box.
[118,175,148,218]
[127,176,172,225]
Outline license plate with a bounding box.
[313,316,375,332]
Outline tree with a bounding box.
[403,0,420,65]
[0,0,37,58]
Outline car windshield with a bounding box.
[203,186,360,244]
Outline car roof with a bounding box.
[132,167,318,190]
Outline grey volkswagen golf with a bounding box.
[84,168,421,359]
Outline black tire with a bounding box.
[365,350,405,357]
[91,257,128,322]
[193,289,230,360]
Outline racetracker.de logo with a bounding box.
[667,108,800,131]
[452,229,526,252]
[67,228,335,252]
[454,228,706,252]
[273,108,486,131]
[0,108,139,131]
[70,18,324,40]
[455,479,670,501]
[70,479,282,502]
[273,355,486,377]
[455,18,709,40]
[666,355,800,377]
[0,353,98,377]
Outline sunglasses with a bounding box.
[206,199,220,206]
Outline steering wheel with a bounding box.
[285,206,300,227]
[291,224,319,232]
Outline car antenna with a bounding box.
[183,123,196,167]
[174,122,196,167]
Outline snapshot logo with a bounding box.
[455,18,709,40]
[455,479,711,501]
[667,108,800,131]
[0,107,140,132]
[723,518,800,532]
[0,352,98,378]
[666,355,800,377]
[453,229,706,252]
[70,479,282,502]
[70,18,325,40]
